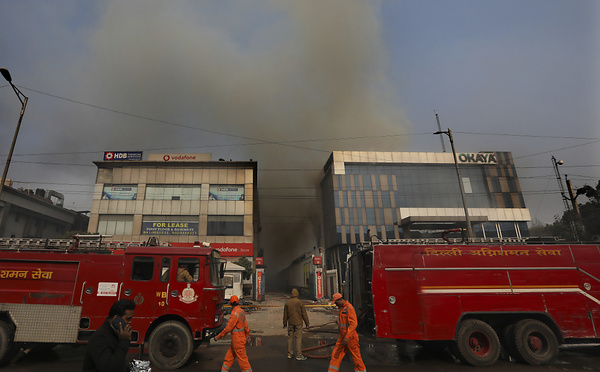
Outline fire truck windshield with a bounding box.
[209,250,224,287]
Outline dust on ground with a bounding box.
[240,292,339,336]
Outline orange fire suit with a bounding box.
[216,305,252,372]
[328,301,366,372]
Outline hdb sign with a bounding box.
[104,151,143,161]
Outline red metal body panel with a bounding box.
[0,245,225,345]
[0,259,80,305]
[371,244,600,342]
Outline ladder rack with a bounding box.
[360,236,559,246]
[0,237,141,252]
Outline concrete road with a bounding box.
[4,333,600,372]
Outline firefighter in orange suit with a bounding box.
[214,295,252,372]
[328,293,366,372]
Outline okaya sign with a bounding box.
[458,152,497,164]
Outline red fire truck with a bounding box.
[0,236,226,369]
[346,240,600,367]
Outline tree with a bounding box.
[532,180,600,241]
[234,256,254,280]
[576,180,600,240]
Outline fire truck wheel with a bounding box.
[512,319,558,365]
[148,321,193,370]
[455,319,501,367]
[0,320,18,366]
[501,323,519,360]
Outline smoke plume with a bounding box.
[78,0,411,272]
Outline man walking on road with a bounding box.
[283,288,310,360]
[214,295,252,372]
[328,293,366,372]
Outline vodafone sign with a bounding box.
[168,242,253,257]
[148,153,211,162]
[211,243,253,257]
[315,269,323,299]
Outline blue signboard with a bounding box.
[102,186,138,200]
[209,185,245,201]
[104,151,143,161]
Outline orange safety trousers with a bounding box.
[221,337,251,372]
[219,307,252,372]
[327,335,366,372]
[328,301,366,372]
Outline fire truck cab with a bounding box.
[0,237,226,369]
[346,241,600,367]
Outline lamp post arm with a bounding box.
[9,83,26,106]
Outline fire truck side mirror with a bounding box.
[220,262,225,279]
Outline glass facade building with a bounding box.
[320,151,531,281]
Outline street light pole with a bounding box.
[0,67,29,201]
[434,128,474,240]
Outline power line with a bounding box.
[515,139,600,159]
[455,131,598,141]
[12,85,600,157]
[17,85,423,156]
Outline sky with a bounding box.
[1,1,599,271]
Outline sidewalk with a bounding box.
[244,291,338,336]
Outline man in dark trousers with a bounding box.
[82,299,136,372]
[283,288,310,360]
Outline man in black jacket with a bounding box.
[82,299,136,372]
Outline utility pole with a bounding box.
[551,156,579,241]
[434,112,447,152]
[433,128,473,240]
[565,176,581,218]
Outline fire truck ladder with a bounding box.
[0,235,132,252]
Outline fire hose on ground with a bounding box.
[301,309,369,359]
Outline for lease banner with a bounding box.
[141,222,199,235]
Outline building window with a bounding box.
[363,175,372,190]
[366,208,376,225]
[385,225,395,240]
[381,192,392,208]
[145,185,201,200]
[462,177,473,193]
[499,221,517,238]
[98,215,133,236]
[517,222,529,237]
[102,185,137,200]
[207,215,244,236]
[503,194,514,208]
